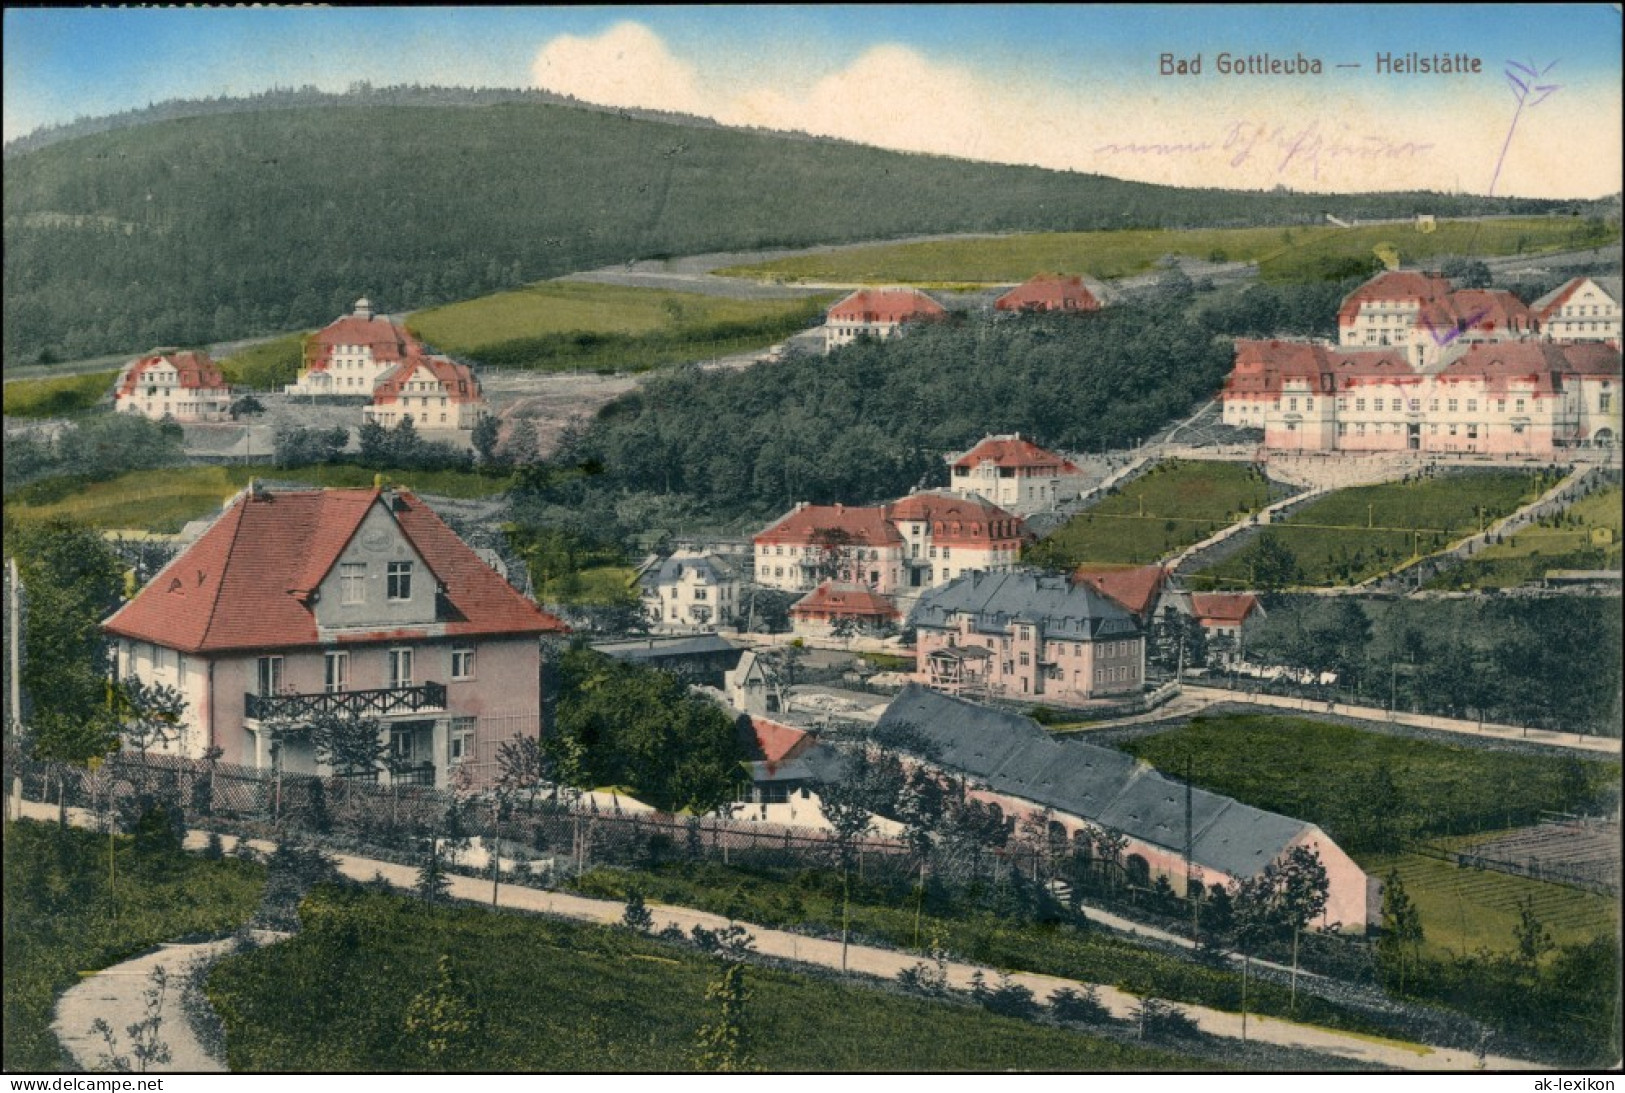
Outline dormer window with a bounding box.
[387,561,413,601]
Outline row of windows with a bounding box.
[339,561,414,604]
[256,645,475,696]
[1284,395,1535,414]
[1094,665,1135,683]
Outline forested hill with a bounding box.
[4,94,1560,366]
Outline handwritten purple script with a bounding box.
[1421,306,1493,348]
[1489,59,1559,196]
[1094,120,1434,182]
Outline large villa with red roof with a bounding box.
[113,349,233,422]
[994,273,1104,315]
[363,353,489,432]
[946,433,1089,514]
[1224,269,1622,456]
[102,483,567,789]
[285,298,422,397]
[822,287,946,353]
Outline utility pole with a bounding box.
[1185,753,1197,942]
[8,555,22,822]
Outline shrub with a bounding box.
[1132,997,1201,1041]
[1048,985,1113,1025]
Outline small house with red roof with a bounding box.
[823,287,946,353]
[1187,593,1266,663]
[113,350,233,422]
[789,582,902,638]
[945,433,1089,514]
[995,274,1104,315]
[1071,565,1171,625]
[285,298,423,397]
[1532,276,1622,346]
[363,353,489,432]
[102,483,567,789]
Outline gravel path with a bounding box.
[19,800,1541,1072]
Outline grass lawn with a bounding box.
[217,333,309,390]
[536,564,640,607]
[3,370,119,419]
[1193,469,1554,588]
[406,282,834,373]
[1117,715,1620,856]
[1425,485,1623,590]
[1365,851,1619,962]
[207,885,1207,1072]
[1029,459,1277,567]
[570,863,1393,1040]
[8,464,511,533]
[2,819,264,1072]
[715,219,1613,285]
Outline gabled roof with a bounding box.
[875,686,1316,879]
[1072,565,1169,619]
[640,550,735,591]
[371,354,484,405]
[116,350,228,396]
[1414,289,1534,339]
[103,487,566,654]
[739,716,813,772]
[306,301,420,373]
[790,582,900,620]
[1189,592,1263,626]
[755,503,904,548]
[884,492,1026,545]
[1336,271,1452,325]
[995,274,1103,313]
[909,571,1139,642]
[1532,275,1624,319]
[949,434,1082,474]
[827,287,947,325]
[1436,341,1621,393]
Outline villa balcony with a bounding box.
[245,682,447,723]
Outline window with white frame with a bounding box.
[388,647,414,688]
[387,561,413,601]
[340,562,366,605]
[257,656,284,697]
[449,717,476,765]
[325,651,349,693]
[451,648,475,681]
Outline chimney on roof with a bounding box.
[354,297,374,320]
[249,478,269,502]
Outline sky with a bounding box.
[4,5,1621,198]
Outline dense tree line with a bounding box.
[3,95,1563,364]
[4,414,185,496]
[1247,595,1623,736]
[517,299,1237,551]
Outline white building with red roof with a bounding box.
[1336,271,1544,368]
[363,353,489,432]
[1336,270,1453,353]
[1222,337,1622,455]
[285,298,423,397]
[994,273,1104,315]
[823,287,946,353]
[102,484,567,789]
[945,433,1089,514]
[1187,593,1266,664]
[753,493,1025,599]
[1532,276,1622,346]
[788,582,902,638]
[113,349,233,422]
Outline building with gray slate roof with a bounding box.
[639,549,741,632]
[876,685,1373,929]
[909,571,1147,705]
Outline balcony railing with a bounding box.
[246,682,447,723]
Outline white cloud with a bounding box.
[530,21,711,116]
[530,24,1619,198]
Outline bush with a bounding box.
[969,971,1041,1021]
[1048,985,1113,1025]
[621,888,654,933]
[1132,997,1201,1041]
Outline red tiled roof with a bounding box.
[1555,342,1623,377]
[1190,593,1261,626]
[884,492,1025,546]
[1435,341,1621,395]
[995,274,1102,313]
[827,288,947,325]
[305,312,420,374]
[371,355,484,406]
[1337,271,1452,326]
[740,717,812,770]
[1530,276,1587,321]
[951,434,1081,474]
[1072,565,1167,618]
[116,350,228,397]
[789,583,900,621]
[104,487,566,654]
[1414,289,1534,339]
[755,504,904,548]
